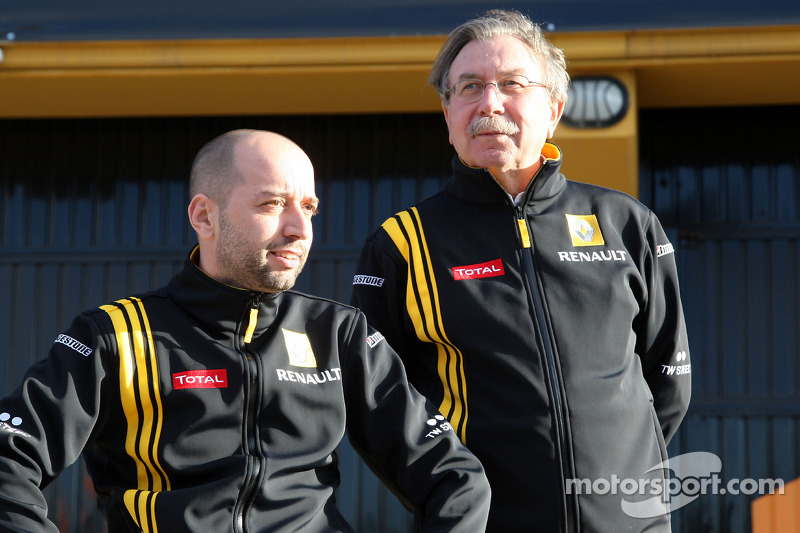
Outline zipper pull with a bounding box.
[516,209,532,249]
[243,295,262,344]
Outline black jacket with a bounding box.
[0,249,490,532]
[351,144,691,532]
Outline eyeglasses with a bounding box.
[448,75,547,103]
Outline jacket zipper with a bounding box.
[515,206,579,533]
[234,294,265,533]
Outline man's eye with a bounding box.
[303,204,319,216]
[263,199,284,209]
[458,81,482,94]
[500,78,525,89]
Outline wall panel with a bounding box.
[640,105,800,533]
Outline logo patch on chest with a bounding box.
[565,214,605,247]
[172,369,228,389]
[452,258,505,281]
[282,329,317,368]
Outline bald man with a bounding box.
[0,130,491,533]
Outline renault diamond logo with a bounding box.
[574,219,594,242]
[282,329,317,368]
[565,214,605,247]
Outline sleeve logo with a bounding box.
[353,275,385,287]
[0,412,32,438]
[662,350,691,376]
[424,414,453,439]
[366,331,385,348]
[656,243,675,257]
[565,214,605,247]
[54,334,93,357]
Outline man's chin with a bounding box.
[260,268,304,293]
[461,152,513,171]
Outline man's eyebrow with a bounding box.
[253,189,294,198]
[251,189,285,200]
[253,189,319,205]
[455,69,527,80]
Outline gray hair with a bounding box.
[429,9,570,105]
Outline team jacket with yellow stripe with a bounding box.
[351,143,692,532]
[0,250,491,532]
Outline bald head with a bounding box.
[190,129,308,209]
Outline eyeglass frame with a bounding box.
[447,74,548,103]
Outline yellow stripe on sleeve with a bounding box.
[101,298,169,533]
[382,209,470,443]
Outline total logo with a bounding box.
[424,414,453,439]
[173,369,228,389]
[662,351,691,376]
[0,412,32,438]
[452,258,505,281]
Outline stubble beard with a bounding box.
[216,212,308,293]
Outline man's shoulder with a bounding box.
[83,285,172,320]
[283,290,360,316]
[390,190,452,218]
[374,191,460,232]
[564,178,649,211]
[565,177,635,198]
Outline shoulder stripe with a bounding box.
[101,297,169,533]
[382,208,470,443]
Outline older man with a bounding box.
[352,10,691,532]
[0,130,490,532]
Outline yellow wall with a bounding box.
[553,70,638,196]
[1,25,799,196]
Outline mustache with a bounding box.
[467,115,520,136]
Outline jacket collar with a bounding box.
[444,142,567,206]
[167,247,280,340]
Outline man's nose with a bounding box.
[283,205,313,240]
[478,83,504,113]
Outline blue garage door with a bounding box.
[640,105,800,533]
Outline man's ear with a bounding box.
[442,101,455,146]
[188,194,217,241]
[547,100,566,139]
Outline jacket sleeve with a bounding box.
[350,230,414,359]
[637,211,692,444]
[341,312,490,532]
[0,313,110,532]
